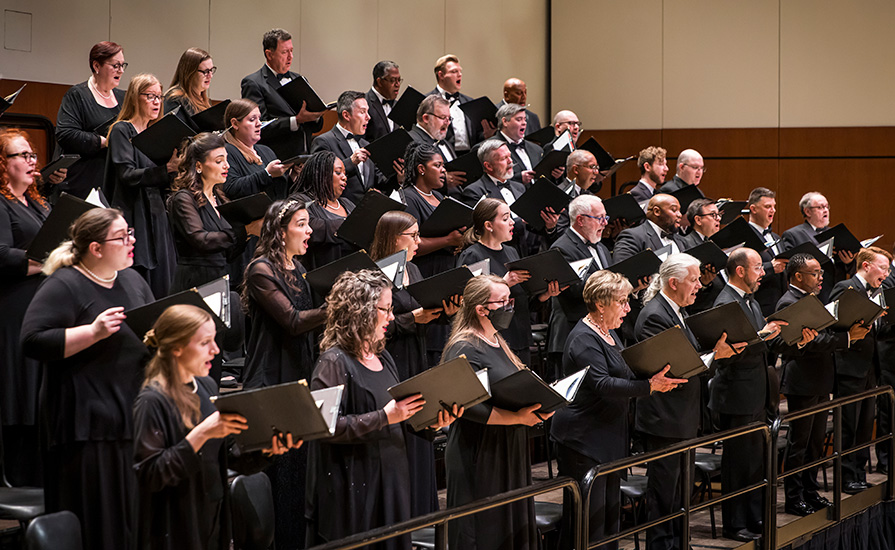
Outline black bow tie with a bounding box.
[445,92,460,102]
[382,99,395,107]
[275,73,290,81]
[661,230,675,240]
[435,139,447,147]
[508,141,524,150]
[743,293,754,301]
[587,242,601,251]
[762,228,772,236]
[344,132,356,141]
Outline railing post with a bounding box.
[434,523,447,550]
[888,387,895,501]
[681,447,692,550]
[764,425,776,550]
[833,406,843,522]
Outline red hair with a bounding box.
[0,129,47,207]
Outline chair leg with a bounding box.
[707,480,717,539]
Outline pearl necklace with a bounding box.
[80,263,117,284]
[325,201,341,211]
[476,331,500,347]
[583,314,610,337]
[413,185,434,197]
[89,77,113,100]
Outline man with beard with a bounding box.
[497,77,541,134]
[409,95,466,192]
[364,60,402,142]
[629,146,669,203]
[493,103,543,185]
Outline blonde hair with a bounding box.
[582,270,633,314]
[109,73,161,138]
[42,208,123,275]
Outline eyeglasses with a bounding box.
[806,204,830,210]
[106,62,128,71]
[376,305,394,315]
[426,112,452,123]
[613,296,630,306]
[101,227,135,246]
[486,298,515,308]
[558,120,581,127]
[696,211,722,220]
[197,67,217,77]
[381,76,403,84]
[399,230,421,240]
[682,163,707,173]
[140,93,163,102]
[581,214,610,223]
[7,151,37,162]
[797,270,824,278]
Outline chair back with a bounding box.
[25,511,82,550]
[230,472,275,550]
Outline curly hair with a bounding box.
[0,129,47,207]
[321,269,391,358]
[171,132,226,206]
[290,150,338,206]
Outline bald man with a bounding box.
[496,77,542,134]
[542,110,581,152]
[658,149,707,195]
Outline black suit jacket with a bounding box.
[776,287,846,396]
[458,175,528,254]
[310,126,387,205]
[657,175,701,195]
[679,231,725,313]
[749,223,786,317]
[497,99,542,134]
[613,220,687,263]
[830,276,878,380]
[634,294,703,439]
[494,132,543,183]
[408,125,457,160]
[428,88,482,151]
[781,221,850,304]
[240,66,324,159]
[628,181,656,204]
[363,88,393,143]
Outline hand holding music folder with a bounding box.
[444,151,484,182]
[533,149,570,179]
[130,112,196,165]
[387,86,426,129]
[683,240,729,272]
[388,356,490,431]
[607,249,662,287]
[364,129,412,178]
[335,190,406,250]
[622,326,712,379]
[825,288,887,330]
[504,249,580,295]
[276,75,333,113]
[685,301,762,351]
[216,193,273,226]
[125,276,232,338]
[405,266,473,310]
[488,367,589,414]
[814,223,881,254]
[26,193,100,261]
[458,96,498,131]
[716,199,748,227]
[39,154,80,180]
[211,382,344,452]
[419,197,473,238]
[510,178,571,231]
[767,294,837,345]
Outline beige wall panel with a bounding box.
[299,0,379,104]
[376,0,445,95]
[0,0,109,85]
[780,1,895,127]
[110,0,209,90]
[551,0,663,130]
[209,1,303,101]
[444,0,549,123]
[663,0,779,128]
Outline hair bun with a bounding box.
[143,329,159,348]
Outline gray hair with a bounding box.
[372,60,399,81]
[569,194,603,223]
[566,149,593,172]
[416,95,449,123]
[643,253,701,304]
[798,191,823,218]
[477,139,507,165]
[336,90,366,119]
[496,103,525,130]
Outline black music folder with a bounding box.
[814,223,881,254]
[211,382,343,451]
[622,326,712,379]
[685,301,762,350]
[26,193,99,261]
[882,288,895,325]
[388,355,490,431]
[444,151,484,182]
[304,251,380,297]
[419,197,474,238]
[216,193,273,226]
[375,249,407,289]
[39,154,80,180]
[683,240,729,272]
[335,190,406,249]
[670,184,705,213]
[405,266,473,309]
[607,249,662,286]
[131,112,195,165]
[533,149,570,178]
[775,241,833,266]
[767,294,837,345]
[489,367,589,414]
[0,84,25,116]
[510,178,571,230]
[458,96,498,130]
[364,128,412,178]
[716,199,748,226]
[125,277,231,338]
[190,99,231,132]
[505,249,581,295]
[281,154,313,167]
[710,217,767,252]
[578,137,634,177]
[276,75,333,113]
[387,86,426,129]
[603,193,646,225]
[524,125,556,147]
[826,288,887,330]
[94,114,117,136]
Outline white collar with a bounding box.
[660,290,684,319]
[415,123,438,142]
[570,226,593,245]
[500,131,522,145]
[370,87,387,103]
[335,124,356,139]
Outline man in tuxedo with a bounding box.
[781,191,854,303]
[429,54,493,154]
[408,95,465,192]
[497,77,541,134]
[710,248,812,542]
[364,60,401,142]
[548,195,612,368]
[777,254,868,515]
[680,198,725,313]
[542,110,581,151]
[830,246,893,493]
[552,149,604,237]
[493,103,543,185]
[658,149,706,194]
[628,146,668,203]
[310,91,393,204]
[240,28,324,159]
[746,187,787,316]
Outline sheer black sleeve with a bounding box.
[168,191,245,255]
[245,261,325,336]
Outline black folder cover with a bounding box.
[124,286,226,339]
[505,249,580,295]
[405,266,473,309]
[603,193,646,224]
[190,99,230,132]
[335,190,406,249]
[716,200,748,226]
[444,151,484,182]
[685,301,761,350]
[388,355,490,431]
[375,250,406,289]
[827,288,887,330]
[94,114,117,136]
[39,154,80,180]
[814,223,865,254]
[622,326,709,379]
[304,251,380,297]
[364,128,412,178]
[509,178,571,230]
[26,193,99,261]
[670,184,705,213]
[524,125,555,147]
[882,288,895,325]
[683,240,729,272]
[775,241,833,266]
[489,367,587,414]
[710,217,767,252]
[0,84,25,116]
[533,149,570,178]
[577,137,634,177]
[276,75,332,113]
[419,197,474,238]
[211,382,342,451]
[387,86,426,129]
[767,294,837,345]
[607,249,662,285]
[131,113,195,165]
[216,193,273,226]
[458,96,498,130]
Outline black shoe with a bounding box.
[843,481,870,494]
[806,495,833,509]
[785,500,816,516]
[722,528,761,542]
[877,463,889,475]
